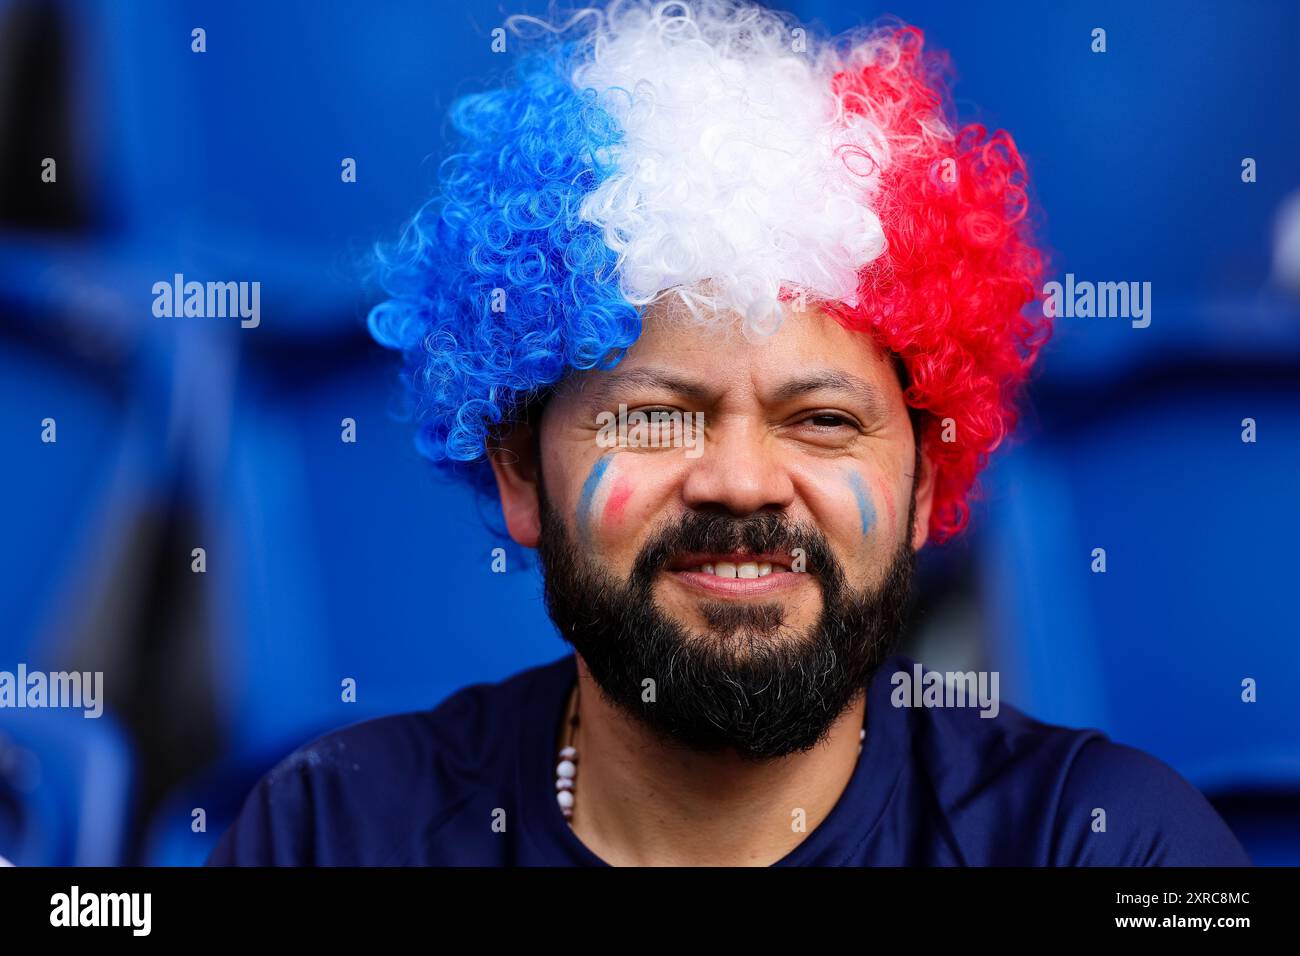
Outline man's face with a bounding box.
[491,299,936,758]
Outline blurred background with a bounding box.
[1,0,1297,867]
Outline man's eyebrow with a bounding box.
[576,366,891,415]
[579,367,717,407]
[769,370,891,414]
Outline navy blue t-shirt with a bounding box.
[207,654,1250,866]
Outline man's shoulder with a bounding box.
[879,659,1250,866]
[879,657,1104,785]
[1048,734,1252,865]
[264,652,569,788]
[262,664,526,780]
[207,654,574,866]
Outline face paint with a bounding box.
[576,456,614,541]
[602,475,634,526]
[874,473,897,537]
[846,470,876,537]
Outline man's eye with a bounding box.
[805,413,854,429]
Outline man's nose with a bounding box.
[679,415,795,516]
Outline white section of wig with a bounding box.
[564,0,892,334]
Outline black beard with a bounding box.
[536,490,917,761]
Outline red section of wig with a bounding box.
[823,27,1050,543]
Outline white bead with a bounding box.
[556,778,574,790]
[559,746,577,759]
[557,790,575,809]
[556,759,577,779]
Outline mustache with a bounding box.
[631,510,842,587]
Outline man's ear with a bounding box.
[910,438,937,552]
[487,422,542,548]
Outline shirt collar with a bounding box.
[516,652,915,866]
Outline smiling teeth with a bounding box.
[697,562,776,578]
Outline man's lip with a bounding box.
[663,551,797,572]
[664,567,809,597]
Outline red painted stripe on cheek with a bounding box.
[876,475,897,535]
[602,477,634,525]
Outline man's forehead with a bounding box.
[555,317,901,420]
[563,299,901,404]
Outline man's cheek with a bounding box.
[871,473,898,541]
[575,455,614,543]
[839,467,907,546]
[575,455,640,547]
[845,470,877,537]
[601,475,635,527]
[797,465,895,566]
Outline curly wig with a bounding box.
[368,0,1049,542]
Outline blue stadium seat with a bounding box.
[205,360,562,756]
[979,361,1300,863]
[0,338,126,666]
[140,361,564,864]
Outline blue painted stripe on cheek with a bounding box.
[847,471,875,536]
[576,456,613,540]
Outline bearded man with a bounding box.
[210,0,1248,867]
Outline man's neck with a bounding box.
[563,655,867,866]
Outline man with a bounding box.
[209,0,1248,866]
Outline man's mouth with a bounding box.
[662,551,807,596]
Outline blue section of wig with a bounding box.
[366,43,642,488]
